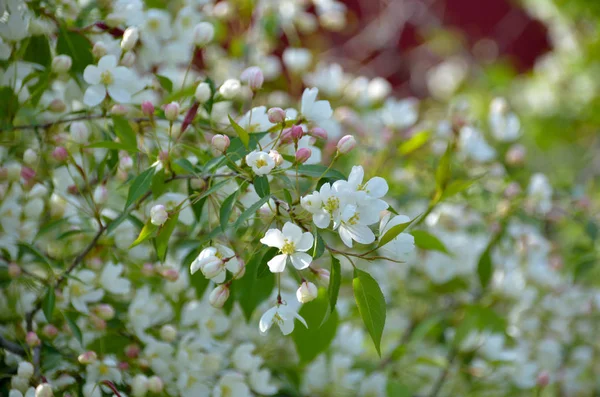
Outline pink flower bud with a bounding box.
[48,98,67,113]
[21,166,36,181]
[537,371,550,387]
[267,107,286,123]
[310,127,327,140]
[78,351,98,364]
[316,268,330,284]
[291,125,304,141]
[110,104,128,115]
[296,280,318,303]
[336,134,356,154]
[8,263,21,278]
[42,324,59,339]
[141,101,155,116]
[505,144,526,166]
[268,150,283,166]
[241,66,264,90]
[120,51,136,67]
[90,315,106,330]
[164,102,180,121]
[125,344,140,358]
[52,147,69,162]
[280,128,293,144]
[141,263,155,276]
[295,147,311,164]
[26,332,41,347]
[504,182,522,199]
[118,361,129,371]
[209,284,230,308]
[212,134,230,153]
[94,304,115,320]
[147,376,164,394]
[161,268,179,282]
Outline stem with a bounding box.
[0,335,26,356]
[427,348,457,397]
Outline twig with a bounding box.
[0,334,26,356]
[427,348,457,397]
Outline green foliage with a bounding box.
[56,28,93,74]
[411,230,451,255]
[235,249,276,321]
[353,268,386,356]
[229,114,250,148]
[125,167,155,209]
[155,213,179,261]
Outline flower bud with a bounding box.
[147,376,163,394]
[92,41,107,58]
[93,185,108,204]
[90,315,106,330]
[121,27,139,51]
[161,268,179,282]
[505,144,526,166]
[51,55,72,74]
[296,281,318,303]
[94,304,115,320]
[310,127,327,140]
[42,324,59,339]
[211,134,230,153]
[26,332,40,347]
[70,121,90,144]
[125,344,140,359]
[190,177,206,190]
[23,149,37,166]
[201,258,224,279]
[48,98,67,113]
[537,371,550,388]
[141,263,154,277]
[336,134,356,154]
[316,268,330,284]
[295,148,311,164]
[8,263,21,278]
[290,125,304,141]
[219,79,241,99]
[213,1,233,19]
[241,66,264,90]
[118,361,129,371]
[193,22,215,47]
[164,102,180,121]
[160,324,177,342]
[268,150,283,166]
[209,284,230,308]
[150,204,168,226]
[195,82,212,103]
[35,383,53,397]
[52,147,68,163]
[131,374,149,397]
[267,107,286,123]
[17,362,34,379]
[121,51,136,67]
[110,104,128,115]
[21,167,35,182]
[141,101,154,116]
[120,155,133,171]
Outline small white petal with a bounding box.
[259,307,277,333]
[83,84,106,106]
[260,229,285,249]
[282,222,303,243]
[267,254,288,273]
[83,65,101,85]
[290,252,312,270]
[364,177,388,198]
[107,85,132,103]
[295,232,314,252]
[313,212,330,228]
[98,54,117,71]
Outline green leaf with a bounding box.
[321,254,341,326]
[220,191,239,231]
[64,312,83,346]
[312,230,325,259]
[0,87,19,127]
[151,168,167,199]
[229,114,250,149]
[18,242,55,269]
[156,213,178,262]
[130,222,158,248]
[87,332,130,356]
[36,218,70,240]
[173,158,198,175]
[156,74,173,92]
[353,268,386,356]
[43,286,55,322]
[292,289,339,363]
[477,247,493,289]
[236,250,276,321]
[441,179,478,200]
[296,164,346,181]
[387,381,413,397]
[112,115,137,151]
[23,36,52,67]
[253,175,270,198]
[435,144,452,193]
[56,28,93,74]
[399,130,430,155]
[411,230,450,255]
[125,167,155,209]
[233,196,270,229]
[256,247,280,279]
[454,305,506,347]
[377,216,419,248]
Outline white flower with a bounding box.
[301,87,333,123]
[213,372,251,397]
[378,213,415,258]
[282,48,312,73]
[65,270,104,314]
[190,245,240,283]
[301,182,347,229]
[219,79,242,99]
[0,37,11,60]
[231,343,263,373]
[296,281,318,303]
[527,173,552,215]
[100,262,131,295]
[246,150,275,175]
[259,304,307,335]
[338,204,376,248]
[260,222,314,273]
[87,357,122,385]
[0,0,29,42]
[249,369,278,395]
[142,9,172,41]
[345,165,389,212]
[150,204,168,226]
[489,97,521,142]
[83,55,135,106]
[380,98,418,129]
[458,126,496,162]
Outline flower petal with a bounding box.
[295,232,314,252]
[83,65,100,85]
[267,254,288,273]
[279,317,295,335]
[107,85,132,103]
[282,222,303,243]
[348,224,375,245]
[98,55,117,71]
[83,84,106,107]
[259,307,277,334]
[365,177,389,198]
[290,252,312,270]
[313,212,330,228]
[212,270,226,284]
[347,165,364,188]
[260,229,285,249]
[339,226,353,248]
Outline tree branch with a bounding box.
[0,334,26,356]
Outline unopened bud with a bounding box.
[160,324,177,342]
[505,144,526,166]
[316,268,330,284]
[164,102,180,121]
[121,27,139,51]
[120,155,133,171]
[241,66,264,90]
[42,324,59,339]
[17,361,34,379]
[141,263,154,277]
[131,374,149,397]
[219,79,241,100]
[147,376,164,394]
[537,371,550,387]
[22,149,36,166]
[141,101,154,116]
[161,268,179,282]
[8,263,21,278]
[26,332,40,347]
[93,185,108,204]
[504,182,521,199]
[267,107,286,124]
[94,304,115,320]
[268,150,283,166]
[90,315,106,330]
[51,55,72,74]
[309,127,327,140]
[48,98,67,113]
[336,134,356,154]
[150,204,168,226]
[21,166,36,181]
[211,134,230,153]
[121,51,136,67]
[296,281,318,303]
[78,351,97,365]
[125,344,140,359]
[70,121,90,144]
[209,284,230,308]
[295,147,311,164]
[92,41,107,58]
[110,104,128,115]
[35,383,53,397]
[290,125,303,141]
[190,177,206,190]
[195,82,212,103]
[52,147,68,162]
[192,22,215,47]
